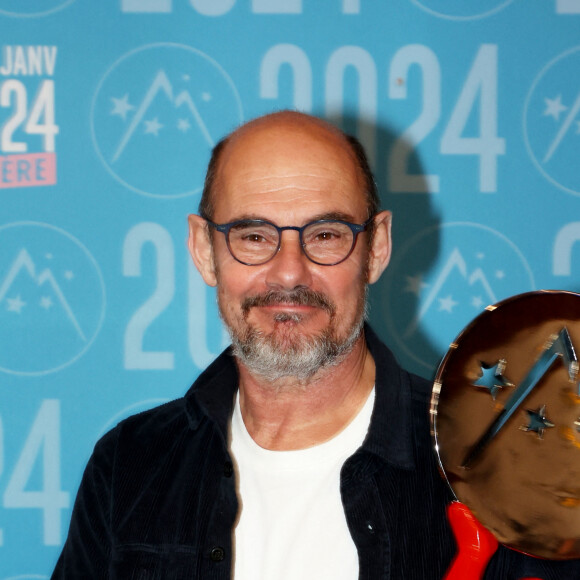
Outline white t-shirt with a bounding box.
[231,388,375,580]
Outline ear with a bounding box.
[188,214,217,287]
[366,210,392,285]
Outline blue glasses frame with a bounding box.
[205,217,372,266]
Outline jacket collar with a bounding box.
[184,323,417,470]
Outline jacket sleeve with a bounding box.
[51,429,117,579]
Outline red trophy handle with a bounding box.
[443,502,543,580]
[443,501,498,580]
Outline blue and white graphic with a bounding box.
[409,0,515,20]
[524,46,580,197]
[384,223,535,371]
[0,223,105,375]
[0,0,75,17]
[91,43,243,199]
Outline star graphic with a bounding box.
[64,270,74,280]
[144,117,163,136]
[473,360,512,400]
[404,274,429,296]
[495,270,505,279]
[40,296,53,309]
[471,295,484,309]
[438,295,458,313]
[544,95,568,122]
[476,253,485,260]
[111,94,135,121]
[182,74,191,82]
[46,253,53,260]
[521,404,555,439]
[177,118,191,133]
[6,294,26,313]
[201,92,211,102]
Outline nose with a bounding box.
[264,230,313,290]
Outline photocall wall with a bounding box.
[1,0,579,576]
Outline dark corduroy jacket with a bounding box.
[52,326,580,579]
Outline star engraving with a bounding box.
[473,360,512,400]
[521,405,555,439]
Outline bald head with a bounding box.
[198,111,379,222]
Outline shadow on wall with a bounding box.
[327,113,443,381]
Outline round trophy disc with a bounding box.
[432,290,580,559]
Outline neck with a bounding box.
[236,333,375,451]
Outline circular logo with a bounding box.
[383,222,535,371]
[0,0,75,17]
[0,222,106,376]
[91,43,243,199]
[524,46,580,197]
[409,0,515,20]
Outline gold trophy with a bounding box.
[431,290,580,578]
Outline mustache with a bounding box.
[241,288,336,317]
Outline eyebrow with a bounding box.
[223,211,360,225]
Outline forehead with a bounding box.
[213,119,366,223]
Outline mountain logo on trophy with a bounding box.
[91,43,243,199]
[383,222,535,371]
[0,222,105,376]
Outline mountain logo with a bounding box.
[524,46,580,197]
[409,0,515,20]
[383,222,535,371]
[91,43,243,199]
[0,0,75,17]
[0,222,105,376]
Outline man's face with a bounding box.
[205,119,377,381]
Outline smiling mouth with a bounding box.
[241,289,335,318]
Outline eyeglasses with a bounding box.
[205,217,372,266]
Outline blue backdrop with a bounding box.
[1,1,580,576]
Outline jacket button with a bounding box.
[210,546,225,562]
[223,461,233,477]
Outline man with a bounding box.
[53,112,580,579]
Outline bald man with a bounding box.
[53,112,580,579]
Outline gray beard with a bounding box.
[226,288,368,383]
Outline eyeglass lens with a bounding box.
[228,221,356,265]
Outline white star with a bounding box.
[64,270,74,280]
[438,295,458,313]
[544,95,568,122]
[201,92,211,102]
[404,274,429,296]
[46,253,53,260]
[496,270,505,279]
[182,74,190,82]
[471,296,484,309]
[40,296,53,309]
[6,295,26,313]
[144,117,163,136]
[177,118,191,133]
[111,94,135,121]
[476,253,485,260]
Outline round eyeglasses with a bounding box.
[205,218,372,266]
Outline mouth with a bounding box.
[241,289,335,319]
